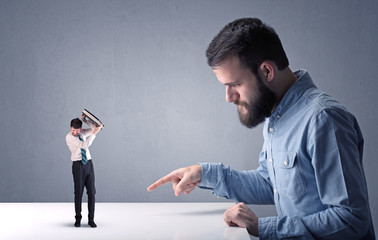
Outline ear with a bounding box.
[259,61,275,83]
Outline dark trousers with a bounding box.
[72,160,96,221]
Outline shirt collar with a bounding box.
[271,70,316,118]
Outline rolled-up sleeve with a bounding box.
[199,162,274,204]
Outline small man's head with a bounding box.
[70,118,82,136]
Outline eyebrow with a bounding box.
[224,81,240,86]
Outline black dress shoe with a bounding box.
[88,221,97,228]
[74,220,81,227]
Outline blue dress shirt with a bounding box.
[199,70,375,239]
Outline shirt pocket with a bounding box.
[274,152,306,200]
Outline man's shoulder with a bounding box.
[284,88,354,132]
[298,89,359,132]
[303,88,348,114]
[66,132,75,141]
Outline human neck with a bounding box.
[271,67,297,111]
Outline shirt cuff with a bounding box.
[258,217,277,240]
[198,162,222,189]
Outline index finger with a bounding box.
[147,173,173,192]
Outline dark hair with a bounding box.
[206,18,289,75]
[70,118,82,129]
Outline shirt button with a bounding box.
[269,158,273,163]
[277,114,281,119]
[283,160,288,166]
[269,127,274,133]
[274,189,278,194]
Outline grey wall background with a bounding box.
[1,0,377,232]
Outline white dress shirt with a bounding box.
[66,126,96,161]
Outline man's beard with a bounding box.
[236,76,276,128]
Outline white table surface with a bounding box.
[0,202,252,240]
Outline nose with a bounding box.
[225,86,239,103]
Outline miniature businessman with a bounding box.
[66,114,103,228]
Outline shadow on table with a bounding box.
[60,222,92,228]
[157,208,226,216]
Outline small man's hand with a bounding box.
[81,113,88,123]
[147,164,202,196]
[93,124,103,135]
[223,202,259,237]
